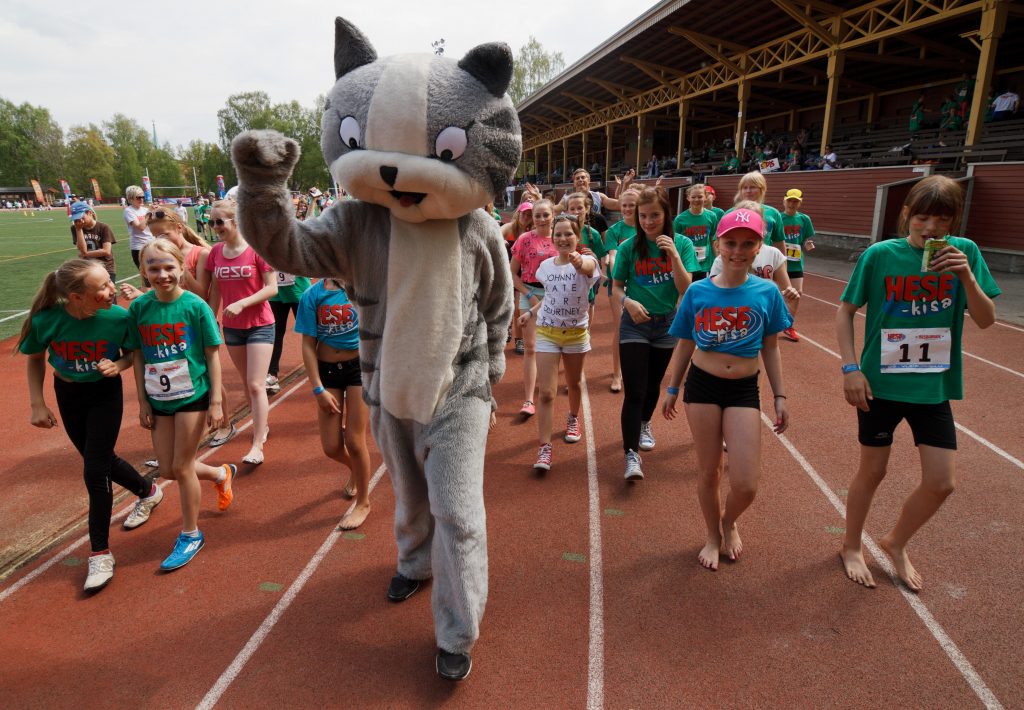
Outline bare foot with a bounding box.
[342,478,357,498]
[698,540,720,571]
[840,545,876,588]
[338,502,371,530]
[721,523,743,561]
[879,535,923,592]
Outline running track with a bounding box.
[1,271,1022,708]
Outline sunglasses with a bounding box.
[210,218,232,226]
[147,210,173,221]
[133,195,144,200]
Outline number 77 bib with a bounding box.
[880,328,951,373]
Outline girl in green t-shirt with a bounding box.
[604,187,640,393]
[611,186,698,480]
[129,239,235,572]
[672,183,719,279]
[729,171,785,248]
[18,259,160,592]
[837,175,999,593]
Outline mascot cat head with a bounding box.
[322,18,522,223]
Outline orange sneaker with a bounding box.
[782,327,800,342]
[215,464,236,511]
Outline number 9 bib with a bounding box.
[144,359,195,401]
[277,272,296,287]
[880,328,951,373]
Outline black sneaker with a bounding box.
[386,573,421,602]
[436,648,472,681]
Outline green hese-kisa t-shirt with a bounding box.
[781,212,815,271]
[19,305,130,382]
[840,237,1000,404]
[126,290,223,412]
[612,234,699,316]
[672,209,719,272]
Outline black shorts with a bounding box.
[683,363,760,409]
[152,392,210,416]
[691,271,708,281]
[857,397,957,450]
[318,358,361,390]
[788,269,804,279]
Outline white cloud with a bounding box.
[0,0,652,149]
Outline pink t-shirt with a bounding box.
[511,230,557,284]
[206,242,275,329]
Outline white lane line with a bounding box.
[798,333,1024,472]
[0,275,141,324]
[196,464,387,710]
[761,412,1004,710]
[806,272,1024,334]
[800,294,1024,381]
[580,376,605,710]
[0,377,308,601]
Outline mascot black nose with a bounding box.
[379,166,398,187]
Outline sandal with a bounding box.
[209,423,237,448]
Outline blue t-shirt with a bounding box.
[670,275,792,358]
[294,280,359,351]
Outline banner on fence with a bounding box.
[30,179,44,204]
[90,178,102,202]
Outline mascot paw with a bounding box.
[231,130,301,180]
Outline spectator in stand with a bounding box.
[909,95,926,135]
[992,88,1020,121]
[645,154,660,179]
[786,146,804,172]
[70,201,117,283]
[820,144,839,170]
[716,150,740,175]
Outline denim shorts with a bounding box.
[618,309,678,349]
[223,323,275,346]
[518,284,545,311]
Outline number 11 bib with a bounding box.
[880,328,951,373]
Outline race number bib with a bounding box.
[785,243,802,262]
[694,245,707,262]
[879,328,951,373]
[277,272,296,287]
[144,359,195,401]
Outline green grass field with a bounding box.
[0,206,167,341]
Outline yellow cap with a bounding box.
[785,188,803,200]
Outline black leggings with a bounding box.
[269,300,299,377]
[619,342,674,452]
[54,376,151,552]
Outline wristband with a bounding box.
[312,385,325,395]
[666,386,680,396]
[841,363,860,374]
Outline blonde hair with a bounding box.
[139,238,185,268]
[147,209,209,248]
[211,198,237,219]
[125,185,145,199]
[686,183,707,198]
[17,260,105,352]
[735,171,767,204]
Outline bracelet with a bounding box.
[666,386,680,396]
[841,363,860,374]
[774,394,787,399]
[312,385,325,395]
[621,295,628,306]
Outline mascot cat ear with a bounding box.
[458,43,514,98]
[334,17,378,79]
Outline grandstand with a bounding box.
[512,0,1024,272]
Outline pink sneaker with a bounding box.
[564,414,581,443]
[520,400,535,417]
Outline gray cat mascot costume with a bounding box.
[230,18,520,680]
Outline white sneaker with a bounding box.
[265,374,281,394]
[639,422,656,451]
[123,484,163,530]
[624,450,644,481]
[84,552,115,592]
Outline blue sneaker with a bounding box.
[160,531,205,571]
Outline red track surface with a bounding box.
[1,272,1022,708]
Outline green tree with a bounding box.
[64,124,118,200]
[217,91,274,152]
[0,98,64,187]
[509,37,565,106]
[149,143,185,197]
[103,113,152,193]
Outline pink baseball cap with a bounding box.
[517,201,534,212]
[716,208,764,239]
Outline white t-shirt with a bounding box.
[123,205,153,251]
[710,245,787,281]
[175,205,189,224]
[993,92,1019,112]
[822,151,838,170]
[535,256,600,329]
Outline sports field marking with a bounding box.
[762,413,1004,710]
[0,376,307,600]
[0,246,77,264]
[196,463,387,710]
[801,293,1024,380]
[0,274,141,324]
[580,375,605,710]
[799,332,1023,472]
